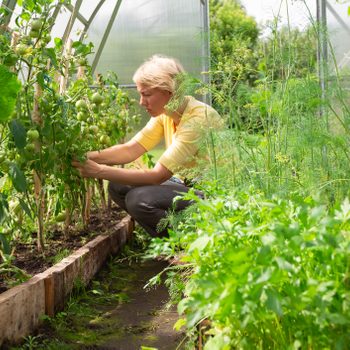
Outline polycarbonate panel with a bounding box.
[242,0,349,72]
[51,5,85,43]
[85,0,208,85]
[326,0,350,71]
[77,0,97,20]
[242,0,317,34]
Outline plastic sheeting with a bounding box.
[81,0,209,85]
[325,0,350,71]
[242,0,350,72]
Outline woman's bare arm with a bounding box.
[72,160,173,185]
[87,139,146,165]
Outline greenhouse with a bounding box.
[0,0,350,348]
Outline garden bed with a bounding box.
[0,205,126,293]
[0,207,134,346]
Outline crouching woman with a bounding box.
[72,54,223,237]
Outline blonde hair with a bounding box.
[132,54,185,93]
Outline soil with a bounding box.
[30,258,186,349]
[0,204,127,294]
[1,206,188,349]
[98,259,185,350]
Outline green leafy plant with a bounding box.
[0,0,140,258]
[150,187,350,349]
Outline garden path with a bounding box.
[98,259,185,350]
[34,258,185,349]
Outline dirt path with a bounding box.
[99,260,185,350]
[29,258,186,350]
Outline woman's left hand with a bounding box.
[72,159,104,178]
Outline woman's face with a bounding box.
[136,83,172,117]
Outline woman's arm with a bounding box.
[72,160,172,185]
[88,139,146,165]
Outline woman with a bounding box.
[72,55,222,237]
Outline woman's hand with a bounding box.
[72,159,105,179]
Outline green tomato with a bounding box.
[31,19,42,31]
[27,129,40,141]
[99,135,110,145]
[99,120,107,129]
[25,143,36,152]
[2,159,12,172]
[75,99,88,110]
[77,58,87,66]
[91,92,104,105]
[91,103,99,113]
[89,125,99,134]
[15,44,28,56]
[29,29,39,38]
[42,34,51,44]
[77,111,88,121]
[3,53,17,66]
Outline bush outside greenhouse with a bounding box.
[1,0,350,348]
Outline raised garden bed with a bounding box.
[0,212,134,346]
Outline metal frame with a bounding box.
[1,0,17,26]
[200,0,211,104]
[78,0,106,42]
[1,0,211,92]
[62,0,83,44]
[316,0,328,110]
[91,0,123,75]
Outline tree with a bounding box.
[209,0,259,122]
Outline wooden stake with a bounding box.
[32,82,45,252]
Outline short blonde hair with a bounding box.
[132,54,185,93]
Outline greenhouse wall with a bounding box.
[80,0,209,86]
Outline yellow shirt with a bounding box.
[132,96,223,176]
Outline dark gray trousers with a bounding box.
[108,180,200,237]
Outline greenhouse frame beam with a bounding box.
[316,0,328,115]
[326,2,350,35]
[201,0,211,105]
[316,0,329,170]
[51,1,63,24]
[91,0,123,75]
[78,0,106,42]
[62,0,83,45]
[64,2,88,26]
[1,0,16,26]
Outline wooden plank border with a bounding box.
[0,215,134,346]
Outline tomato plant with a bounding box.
[0,0,140,254]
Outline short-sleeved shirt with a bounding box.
[132,96,223,177]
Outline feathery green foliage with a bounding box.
[0,64,21,123]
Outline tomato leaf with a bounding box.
[0,233,11,255]
[43,48,58,69]
[9,119,26,149]
[0,65,21,123]
[204,334,230,350]
[0,194,9,224]
[9,163,27,193]
[188,235,211,253]
[266,289,283,316]
[19,197,33,220]
[173,318,186,331]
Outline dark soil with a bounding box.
[30,258,185,349]
[98,259,185,350]
[0,205,127,294]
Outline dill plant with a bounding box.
[147,2,350,349]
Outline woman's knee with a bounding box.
[125,187,152,216]
[108,182,133,210]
